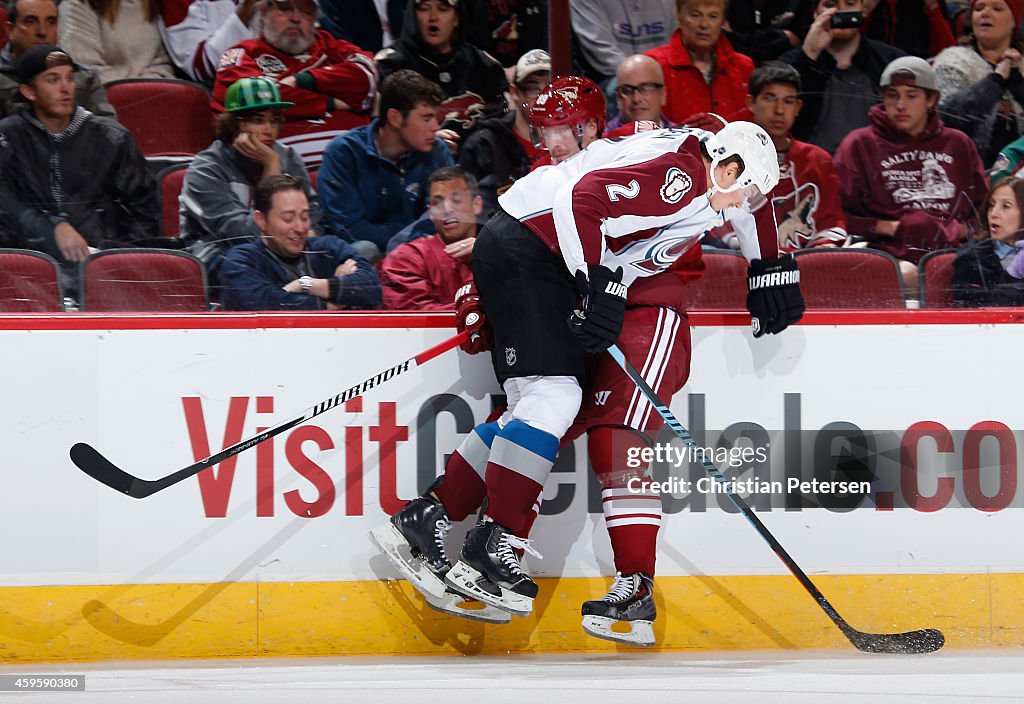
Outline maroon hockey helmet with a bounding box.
[528,75,606,140]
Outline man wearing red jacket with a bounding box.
[380,166,481,310]
[645,0,754,124]
[212,0,377,167]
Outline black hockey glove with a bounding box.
[746,253,805,338]
[568,265,628,353]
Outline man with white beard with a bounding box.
[212,0,378,167]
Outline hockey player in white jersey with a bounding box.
[371,97,805,621]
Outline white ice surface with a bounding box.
[0,651,1022,703]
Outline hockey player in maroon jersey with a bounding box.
[527,75,606,168]
[371,102,804,628]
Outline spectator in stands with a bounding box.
[861,0,956,58]
[213,0,377,168]
[220,174,381,310]
[381,166,480,309]
[458,48,548,213]
[780,0,905,154]
[159,0,256,84]
[646,0,754,124]
[58,0,174,83]
[934,0,1024,168]
[742,62,848,251]
[318,0,404,53]
[481,0,547,69]
[571,0,675,91]
[833,57,988,291]
[0,46,159,288]
[181,76,318,287]
[724,0,801,63]
[605,54,673,132]
[0,0,114,118]
[952,176,1024,305]
[375,0,507,141]
[317,70,453,259]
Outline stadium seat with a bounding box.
[80,249,207,312]
[793,248,906,308]
[918,249,958,308]
[0,7,8,49]
[0,249,64,312]
[684,250,748,310]
[103,79,214,157]
[157,164,189,237]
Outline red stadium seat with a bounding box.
[103,79,214,157]
[918,249,958,308]
[80,249,207,312]
[0,249,64,312]
[684,250,748,310]
[157,164,189,237]
[0,7,8,49]
[794,248,906,308]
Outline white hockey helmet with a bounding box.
[703,120,780,195]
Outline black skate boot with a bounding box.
[581,572,656,647]
[368,497,510,624]
[444,518,541,617]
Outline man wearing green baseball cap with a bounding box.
[181,75,319,287]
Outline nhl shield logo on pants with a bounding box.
[505,347,517,366]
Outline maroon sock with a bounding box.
[483,461,543,536]
[433,450,486,522]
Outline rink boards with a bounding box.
[2,309,1023,661]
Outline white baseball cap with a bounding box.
[514,49,551,84]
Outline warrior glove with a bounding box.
[454,282,491,354]
[746,253,805,338]
[568,265,628,353]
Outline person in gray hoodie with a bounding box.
[180,76,318,286]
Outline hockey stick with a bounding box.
[70,331,470,500]
[606,343,945,655]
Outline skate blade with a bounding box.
[368,523,448,601]
[581,615,655,647]
[424,591,512,624]
[444,561,533,617]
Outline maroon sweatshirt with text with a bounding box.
[833,104,987,247]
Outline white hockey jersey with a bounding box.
[497,126,780,285]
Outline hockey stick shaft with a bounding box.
[606,343,943,654]
[71,330,470,499]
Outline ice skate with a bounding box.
[369,497,510,624]
[422,589,511,624]
[581,572,656,647]
[444,518,541,617]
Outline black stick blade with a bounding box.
[70,443,143,498]
[849,627,945,654]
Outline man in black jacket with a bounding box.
[780,0,905,154]
[457,48,549,213]
[0,45,159,284]
[0,0,115,118]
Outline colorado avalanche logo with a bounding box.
[660,167,692,204]
[440,92,486,130]
[630,235,699,273]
